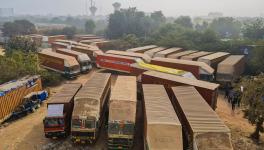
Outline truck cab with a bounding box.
[79,57,92,73]
[71,117,98,144]
[44,104,69,138]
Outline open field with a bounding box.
[0,71,263,150]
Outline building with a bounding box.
[0,8,14,17]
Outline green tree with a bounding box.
[174,16,193,28]
[44,26,77,39]
[242,19,264,40]
[241,74,264,142]
[195,21,209,31]
[210,17,241,38]
[2,20,37,37]
[4,36,39,55]
[85,20,96,34]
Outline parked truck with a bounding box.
[181,51,212,61]
[153,47,183,58]
[43,83,82,138]
[216,55,245,84]
[0,76,42,123]
[126,45,158,53]
[71,45,100,62]
[71,73,111,144]
[108,76,137,149]
[38,49,80,78]
[141,70,219,110]
[167,50,197,59]
[151,57,215,81]
[142,84,183,150]
[198,52,230,70]
[170,86,233,150]
[55,48,92,73]
[144,47,168,58]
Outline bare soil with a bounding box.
[216,94,264,150]
[0,72,263,150]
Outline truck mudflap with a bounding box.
[45,131,66,138]
[108,138,133,150]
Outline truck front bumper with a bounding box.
[45,131,66,138]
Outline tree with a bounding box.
[241,74,264,142]
[195,21,209,31]
[210,17,241,38]
[85,20,96,34]
[112,2,121,11]
[62,26,77,39]
[2,20,37,37]
[174,16,193,29]
[106,8,164,39]
[44,26,77,39]
[4,36,39,55]
[242,19,264,40]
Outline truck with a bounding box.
[170,86,233,150]
[142,84,183,150]
[151,57,215,81]
[38,49,80,78]
[153,47,183,58]
[167,50,197,59]
[48,35,66,44]
[106,50,151,63]
[216,55,245,84]
[144,47,168,58]
[198,52,230,70]
[108,76,137,149]
[71,45,100,62]
[71,73,111,144]
[126,45,158,53]
[181,51,212,61]
[43,83,82,138]
[55,48,92,73]
[0,76,42,123]
[141,70,219,110]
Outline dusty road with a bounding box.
[0,72,263,150]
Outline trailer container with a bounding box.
[151,57,214,80]
[141,71,219,109]
[55,39,94,49]
[144,47,168,58]
[108,76,137,149]
[167,50,197,59]
[170,86,233,150]
[216,55,245,83]
[106,50,151,63]
[80,39,106,45]
[126,45,158,53]
[48,35,66,44]
[96,52,136,73]
[55,48,92,73]
[71,73,111,144]
[142,84,183,150]
[0,76,42,123]
[38,49,80,78]
[181,51,212,61]
[51,42,69,50]
[198,52,230,70]
[71,45,100,62]
[130,61,196,79]
[153,47,183,58]
[74,34,101,42]
[43,83,82,138]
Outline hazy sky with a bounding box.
[1,0,264,17]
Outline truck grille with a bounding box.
[71,131,94,137]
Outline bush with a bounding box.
[39,69,64,87]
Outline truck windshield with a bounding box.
[108,123,134,135]
[85,120,95,129]
[44,118,64,127]
[72,119,82,128]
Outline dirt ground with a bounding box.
[0,71,263,150]
[216,93,264,150]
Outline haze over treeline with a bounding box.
[1,0,264,17]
